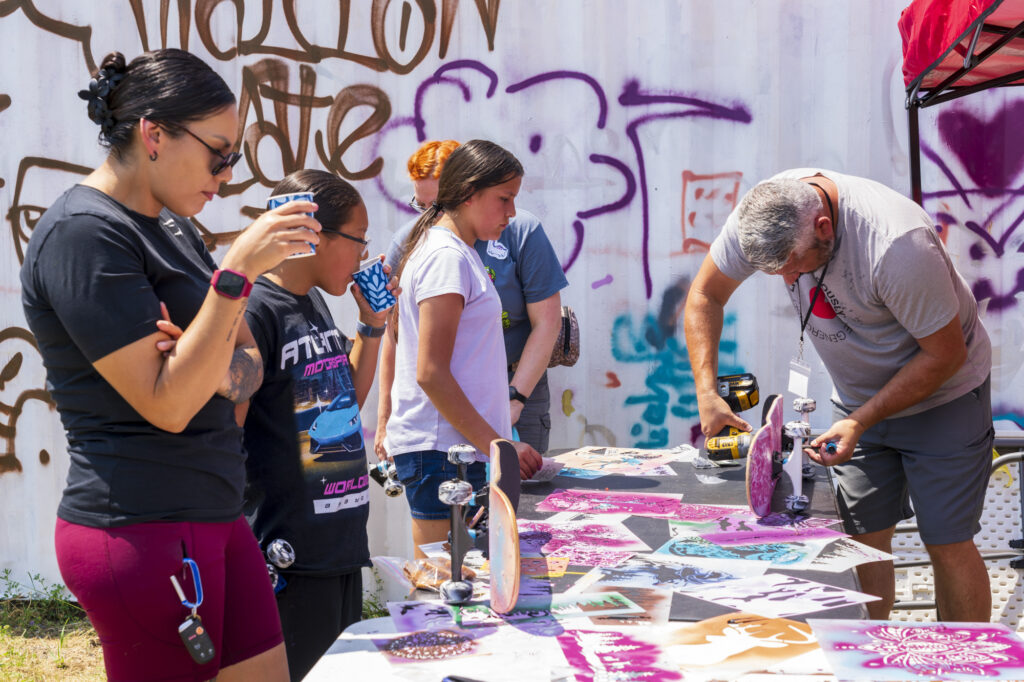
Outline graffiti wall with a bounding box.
[1,1,1016,584]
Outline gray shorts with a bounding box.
[832,376,993,545]
[510,371,552,454]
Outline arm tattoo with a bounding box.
[219,347,263,404]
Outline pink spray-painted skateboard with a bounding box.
[745,394,783,517]
[488,439,521,614]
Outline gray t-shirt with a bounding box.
[385,209,568,365]
[709,168,990,417]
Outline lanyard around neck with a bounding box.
[797,181,836,354]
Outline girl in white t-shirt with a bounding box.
[384,140,542,554]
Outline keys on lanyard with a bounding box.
[170,557,216,665]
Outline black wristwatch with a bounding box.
[509,385,529,404]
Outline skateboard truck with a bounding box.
[784,397,819,512]
[439,444,481,605]
[793,397,819,481]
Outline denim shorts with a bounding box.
[392,449,487,520]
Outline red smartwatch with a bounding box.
[210,269,252,300]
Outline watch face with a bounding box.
[214,270,246,297]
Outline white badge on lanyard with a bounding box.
[788,357,811,398]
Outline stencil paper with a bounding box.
[809,619,1024,681]
[689,573,878,618]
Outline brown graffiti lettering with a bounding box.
[0,327,57,476]
[316,85,392,180]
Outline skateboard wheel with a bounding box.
[447,444,477,465]
[793,397,817,413]
[785,494,809,512]
[784,420,811,438]
[267,538,295,569]
[802,463,816,480]
[439,580,474,605]
[439,479,474,506]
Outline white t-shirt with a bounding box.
[385,226,512,457]
[710,168,991,417]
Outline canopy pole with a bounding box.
[908,102,922,206]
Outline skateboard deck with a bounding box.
[488,439,521,614]
[745,394,783,517]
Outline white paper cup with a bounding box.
[267,191,316,258]
[351,257,397,312]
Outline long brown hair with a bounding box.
[389,139,523,339]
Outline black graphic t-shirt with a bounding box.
[243,278,370,575]
[21,185,246,527]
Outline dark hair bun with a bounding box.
[78,52,127,136]
[99,52,127,75]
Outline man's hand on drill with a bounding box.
[698,393,752,438]
[806,417,864,466]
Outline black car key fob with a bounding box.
[178,614,215,664]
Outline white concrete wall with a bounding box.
[2,1,1021,587]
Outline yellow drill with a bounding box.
[703,373,759,462]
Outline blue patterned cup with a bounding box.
[266,191,316,258]
[351,257,397,312]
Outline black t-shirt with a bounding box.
[242,278,370,576]
[20,185,245,527]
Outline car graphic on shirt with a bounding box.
[307,391,364,461]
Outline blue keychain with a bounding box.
[170,557,216,665]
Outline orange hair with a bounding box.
[407,140,461,180]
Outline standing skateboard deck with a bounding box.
[745,394,783,517]
[488,439,521,614]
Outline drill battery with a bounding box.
[703,373,760,462]
[716,373,759,412]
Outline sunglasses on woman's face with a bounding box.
[158,121,242,175]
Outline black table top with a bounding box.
[516,449,869,622]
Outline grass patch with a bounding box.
[361,568,388,620]
[0,570,103,681]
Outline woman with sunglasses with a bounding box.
[236,170,392,680]
[20,49,314,681]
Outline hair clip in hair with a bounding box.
[78,67,124,136]
[431,201,441,211]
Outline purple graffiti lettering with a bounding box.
[506,71,608,129]
[414,60,498,140]
[576,154,637,219]
[972,269,1024,312]
[591,275,613,289]
[562,220,585,273]
[619,80,752,297]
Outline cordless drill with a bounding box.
[703,373,759,462]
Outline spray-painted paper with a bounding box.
[558,466,607,480]
[700,524,846,546]
[537,488,684,518]
[481,556,570,578]
[524,456,564,483]
[519,518,648,567]
[453,592,643,629]
[622,464,678,476]
[654,535,825,567]
[675,503,749,522]
[659,613,826,678]
[557,628,684,682]
[551,446,684,475]
[569,554,767,594]
[809,619,1024,681]
[690,573,878,618]
[388,600,460,632]
[805,537,897,572]
[586,586,673,626]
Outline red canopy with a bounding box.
[900,0,1024,94]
